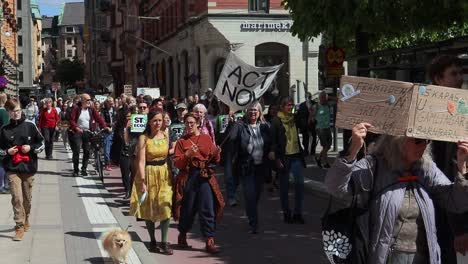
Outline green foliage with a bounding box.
[55,59,85,86]
[284,0,468,53]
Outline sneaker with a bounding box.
[105,165,112,171]
[228,198,238,207]
[13,225,24,241]
[81,170,88,177]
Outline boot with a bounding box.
[177,232,191,249]
[205,237,220,254]
[13,225,25,241]
[158,242,173,255]
[24,218,30,232]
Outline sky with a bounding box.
[38,0,80,16]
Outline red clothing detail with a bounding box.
[69,106,108,133]
[38,108,59,129]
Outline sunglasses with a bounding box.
[139,106,147,109]
[413,138,431,145]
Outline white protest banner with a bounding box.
[95,95,107,103]
[214,52,282,112]
[130,114,147,133]
[169,123,185,142]
[137,88,160,99]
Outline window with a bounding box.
[18,54,23,64]
[19,72,23,82]
[66,37,72,45]
[18,35,22,46]
[67,49,73,57]
[249,0,269,12]
[17,18,22,28]
[42,51,44,57]
[17,0,21,10]
[66,27,74,33]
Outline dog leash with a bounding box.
[125,192,147,231]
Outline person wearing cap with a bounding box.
[172,103,187,125]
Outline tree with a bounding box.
[283,0,468,52]
[55,59,85,86]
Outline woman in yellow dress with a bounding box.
[129,111,173,255]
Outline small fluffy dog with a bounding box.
[101,230,132,264]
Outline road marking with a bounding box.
[66,147,142,263]
[76,176,118,224]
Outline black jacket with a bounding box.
[270,114,305,166]
[100,106,117,127]
[229,119,272,167]
[0,116,45,174]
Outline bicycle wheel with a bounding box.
[95,150,104,182]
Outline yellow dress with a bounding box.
[129,135,172,222]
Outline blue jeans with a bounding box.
[224,151,238,201]
[0,164,7,189]
[240,163,265,230]
[279,156,304,215]
[104,132,113,165]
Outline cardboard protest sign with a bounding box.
[95,95,107,103]
[137,88,160,99]
[337,76,468,143]
[169,123,185,142]
[336,76,414,136]
[214,52,282,112]
[124,84,133,96]
[406,85,468,142]
[130,114,147,133]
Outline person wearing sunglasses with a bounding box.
[138,102,149,114]
[69,94,111,177]
[326,122,468,264]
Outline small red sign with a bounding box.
[325,47,346,67]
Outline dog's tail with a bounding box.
[99,229,118,242]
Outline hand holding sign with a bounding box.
[347,123,373,161]
[457,140,468,174]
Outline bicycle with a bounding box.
[88,129,106,182]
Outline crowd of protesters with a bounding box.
[0,54,465,262]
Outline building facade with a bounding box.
[140,0,320,103]
[108,0,141,96]
[84,0,113,93]
[41,16,59,88]
[17,0,36,94]
[31,0,42,84]
[58,2,85,62]
[0,0,19,96]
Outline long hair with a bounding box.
[142,111,166,137]
[370,135,433,173]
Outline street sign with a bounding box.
[325,66,345,78]
[325,46,345,67]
